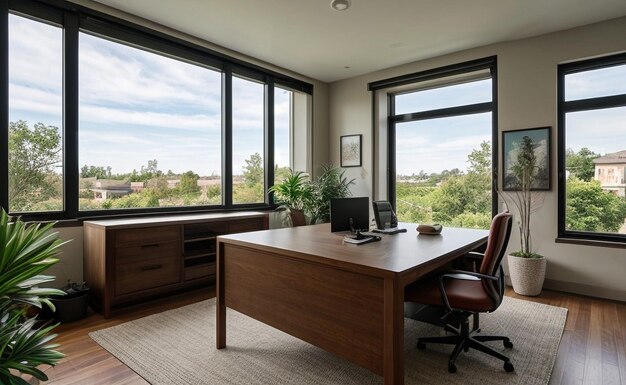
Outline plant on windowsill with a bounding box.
[268,170,312,227]
[0,208,68,385]
[500,136,547,296]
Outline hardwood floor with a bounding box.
[38,287,625,385]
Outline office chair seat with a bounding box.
[406,276,495,313]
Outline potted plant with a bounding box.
[0,209,67,384]
[269,170,311,227]
[305,165,355,224]
[501,136,547,296]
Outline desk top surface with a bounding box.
[218,223,488,275]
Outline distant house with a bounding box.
[593,150,626,197]
[91,179,132,200]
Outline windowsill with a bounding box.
[555,237,626,249]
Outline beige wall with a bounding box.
[50,1,330,287]
[329,17,626,301]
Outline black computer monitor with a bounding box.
[330,197,369,232]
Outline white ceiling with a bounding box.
[93,0,626,83]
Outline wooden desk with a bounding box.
[216,223,488,384]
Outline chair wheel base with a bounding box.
[504,361,514,372]
[417,341,426,350]
[448,363,457,373]
[504,340,513,348]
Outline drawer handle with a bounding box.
[141,264,162,271]
[141,243,160,249]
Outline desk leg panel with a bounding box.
[222,243,385,375]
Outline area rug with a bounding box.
[90,297,567,385]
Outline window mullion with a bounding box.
[64,11,79,218]
[0,0,8,211]
[223,66,233,208]
[265,79,275,205]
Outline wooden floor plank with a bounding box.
[30,287,625,385]
[583,301,604,385]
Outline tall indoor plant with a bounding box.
[0,209,66,384]
[502,136,547,296]
[306,165,355,224]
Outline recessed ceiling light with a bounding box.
[330,0,351,11]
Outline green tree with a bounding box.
[566,147,599,181]
[566,178,626,232]
[242,152,264,187]
[8,120,62,211]
[80,165,111,179]
[430,141,492,227]
[178,171,200,196]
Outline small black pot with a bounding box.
[39,288,90,323]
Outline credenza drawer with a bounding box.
[228,218,264,234]
[115,257,180,296]
[115,241,180,264]
[115,225,180,247]
[184,263,216,281]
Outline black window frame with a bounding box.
[557,51,626,246]
[369,56,498,218]
[0,0,313,223]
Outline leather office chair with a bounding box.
[405,211,514,373]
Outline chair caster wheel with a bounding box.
[417,341,426,350]
[504,361,514,372]
[504,340,513,348]
[448,363,457,373]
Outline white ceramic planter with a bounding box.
[508,254,547,296]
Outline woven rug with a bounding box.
[90,297,566,385]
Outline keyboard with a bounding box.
[372,228,407,235]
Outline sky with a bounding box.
[8,13,625,179]
[8,14,291,178]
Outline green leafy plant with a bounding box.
[269,170,311,211]
[0,209,67,384]
[305,165,355,224]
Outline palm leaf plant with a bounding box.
[0,208,67,384]
[306,165,355,224]
[269,170,312,227]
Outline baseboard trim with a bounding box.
[505,275,626,302]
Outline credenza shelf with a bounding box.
[84,211,268,318]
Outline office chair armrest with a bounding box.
[463,251,485,260]
[444,269,498,281]
[436,269,498,313]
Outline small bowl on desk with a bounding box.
[416,224,443,235]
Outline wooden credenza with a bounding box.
[83,212,268,317]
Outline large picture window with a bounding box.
[388,59,497,229]
[558,53,626,243]
[79,33,222,210]
[0,0,313,220]
[8,14,63,213]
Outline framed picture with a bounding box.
[340,134,362,167]
[502,126,551,191]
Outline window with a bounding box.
[272,86,311,181]
[79,33,223,210]
[558,53,626,243]
[387,59,496,229]
[8,14,63,213]
[232,76,265,204]
[274,86,292,185]
[1,0,312,220]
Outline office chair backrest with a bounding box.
[479,211,513,305]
